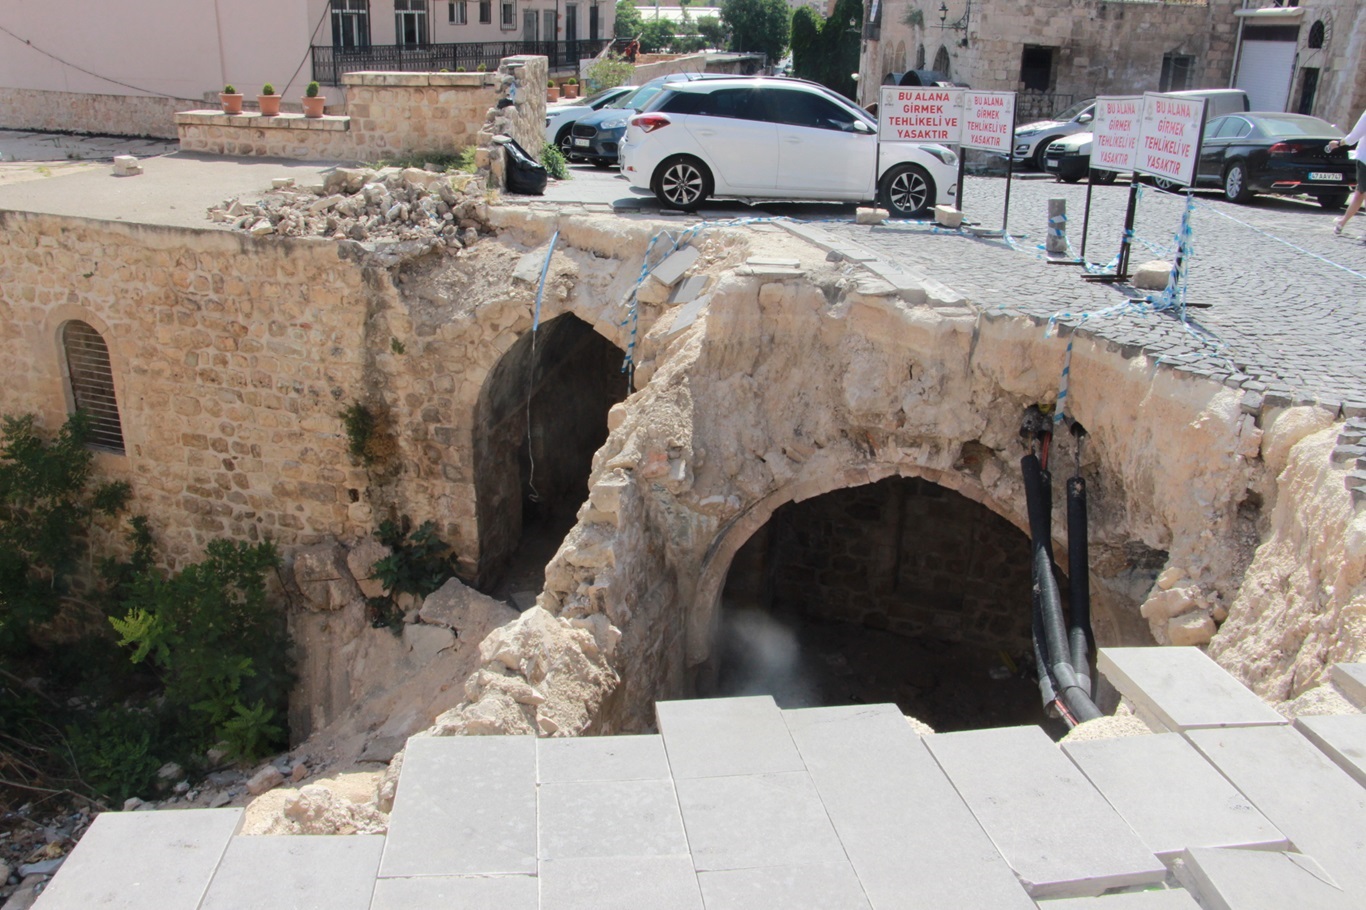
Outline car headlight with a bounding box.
[1015,128,1039,137]
[924,145,958,166]
[601,118,627,130]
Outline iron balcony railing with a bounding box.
[311,39,611,85]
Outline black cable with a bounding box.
[0,22,185,99]
[279,2,335,97]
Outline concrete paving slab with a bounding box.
[697,861,872,910]
[1185,725,1366,897]
[674,771,845,872]
[379,734,537,877]
[31,808,242,910]
[1062,733,1286,857]
[651,246,700,285]
[1294,714,1366,788]
[925,725,1166,898]
[1098,647,1287,732]
[1036,890,1202,909]
[369,874,537,909]
[536,733,671,782]
[199,835,382,910]
[666,293,711,336]
[1329,663,1366,709]
[783,704,1035,910]
[668,274,708,305]
[539,855,704,910]
[656,696,804,779]
[538,778,688,860]
[1178,847,1357,910]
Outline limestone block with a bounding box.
[324,167,370,194]
[418,577,518,643]
[856,206,888,225]
[293,541,363,612]
[1141,585,1199,622]
[1132,260,1172,291]
[346,536,391,599]
[246,764,285,795]
[934,205,963,228]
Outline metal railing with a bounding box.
[311,40,611,85]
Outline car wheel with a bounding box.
[1060,171,1084,184]
[1091,169,1118,186]
[1319,192,1349,210]
[651,155,712,211]
[555,126,575,160]
[879,164,936,218]
[1222,161,1252,203]
[1152,176,1183,192]
[1031,140,1058,171]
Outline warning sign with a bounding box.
[877,86,963,143]
[962,91,1015,153]
[1091,96,1142,173]
[1135,92,1206,186]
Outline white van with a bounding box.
[1042,89,1250,183]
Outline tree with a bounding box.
[790,6,822,80]
[697,14,727,49]
[788,0,862,100]
[614,0,644,38]
[640,18,676,54]
[721,0,790,62]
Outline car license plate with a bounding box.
[573,138,590,147]
[1309,172,1342,181]
[1046,159,1059,169]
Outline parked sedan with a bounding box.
[618,78,958,217]
[1042,133,1119,185]
[568,73,733,167]
[1193,112,1353,208]
[545,86,635,158]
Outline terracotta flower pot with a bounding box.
[563,83,579,99]
[547,86,560,102]
[302,95,326,118]
[220,93,244,114]
[258,94,281,116]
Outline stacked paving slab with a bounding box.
[29,647,1366,909]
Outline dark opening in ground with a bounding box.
[699,477,1057,732]
[473,314,628,599]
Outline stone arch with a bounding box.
[933,45,951,78]
[895,40,907,72]
[59,319,125,453]
[916,43,926,70]
[1307,20,1325,50]
[472,312,628,591]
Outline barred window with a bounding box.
[62,321,124,454]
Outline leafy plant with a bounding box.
[305,81,321,98]
[261,83,276,96]
[372,519,458,601]
[586,54,636,92]
[223,84,237,95]
[390,337,406,355]
[340,401,379,465]
[109,539,289,761]
[0,413,130,655]
[476,62,487,72]
[541,142,569,180]
[64,705,163,806]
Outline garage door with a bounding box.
[1235,39,1297,112]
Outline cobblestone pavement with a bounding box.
[810,174,1366,415]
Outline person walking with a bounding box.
[1329,107,1366,236]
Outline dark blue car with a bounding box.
[568,72,736,167]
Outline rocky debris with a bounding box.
[417,577,519,643]
[0,805,92,907]
[279,785,387,836]
[246,764,286,796]
[291,540,364,612]
[1059,703,1153,743]
[1140,567,1223,647]
[208,166,492,249]
[346,536,391,599]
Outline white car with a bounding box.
[1012,99,1096,169]
[545,86,634,157]
[618,78,958,217]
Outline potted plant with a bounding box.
[258,83,281,117]
[302,81,326,118]
[563,77,579,99]
[220,84,244,115]
[547,80,560,102]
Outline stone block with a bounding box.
[30,809,241,910]
[1293,714,1366,789]
[111,156,142,177]
[934,204,963,228]
[1329,663,1366,709]
[1062,732,1286,858]
[198,835,383,910]
[1178,847,1358,910]
[539,778,688,860]
[1097,647,1287,732]
[925,725,1166,898]
[1185,725,1366,896]
[417,576,517,642]
[539,856,703,910]
[783,704,1035,909]
[673,771,845,872]
[667,293,711,337]
[855,206,888,225]
[655,696,804,779]
[697,861,871,910]
[379,734,537,877]
[649,245,700,287]
[1133,260,1172,290]
[537,733,671,783]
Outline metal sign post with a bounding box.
[878,85,963,215]
[1055,96,1142,267]
[959,91,1017,236]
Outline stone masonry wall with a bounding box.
[0,88,199,139]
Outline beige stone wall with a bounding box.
[861,0,1241,107]
[0,88,200,140]
[1292,0,1366,129]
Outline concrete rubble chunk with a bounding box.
[1098,647,1288,732]
[924,725,1166,898]
[650,245,700,287]
[1177,847,1358,910]
[933,204,963,228]
[1132,260,1172,290]
[417,576,518,641]
[855,206,887,225]
[246,763,285,795]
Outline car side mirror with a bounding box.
[853,120,875,134]
[1078,113,1093,124]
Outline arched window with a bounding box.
[61,321,124,454]
[1307,20,1325,49]
[933,46,951,79]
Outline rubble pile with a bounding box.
[208,166,493,247]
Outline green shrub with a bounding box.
[541,142,569,180]
[585,54,636,92]
[65,705,164,806]
[223,84,237,95]
[306,81,321,98]
[261,83,276,95]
